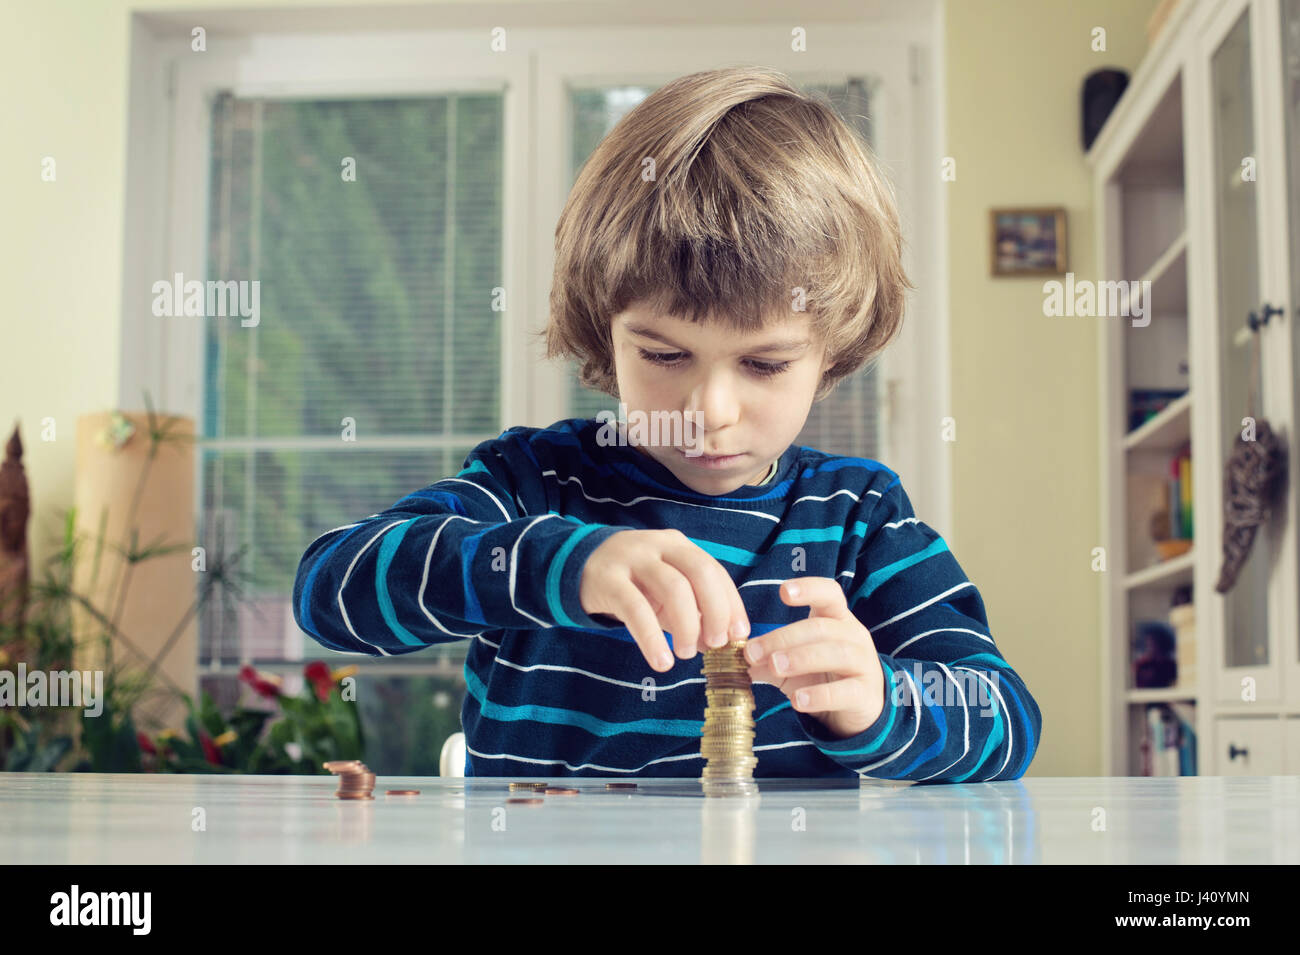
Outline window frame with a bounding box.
[121,9,950,675]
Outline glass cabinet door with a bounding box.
[1211,7,1272,673]
[1283,0,1300,679]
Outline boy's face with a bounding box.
[609,302,829,495]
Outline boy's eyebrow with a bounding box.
[624,322,810,355]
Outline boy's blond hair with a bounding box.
[543,66,912,403]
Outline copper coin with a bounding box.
[544,788,579,795]
[605,782,637,790]
[385,789,420,796]
[506,797,544,805]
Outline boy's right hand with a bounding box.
[578,529,751,672]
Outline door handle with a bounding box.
[1247,302,1283,333]
[1234,303,1284,347]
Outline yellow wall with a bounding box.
[945,0,1161,775]
[2,0,1161,775]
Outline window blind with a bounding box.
[200,92,504,663]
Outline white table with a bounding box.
[2,772,1297,864]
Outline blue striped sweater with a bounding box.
[293,417,1042,781]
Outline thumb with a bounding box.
[780,577,851,620]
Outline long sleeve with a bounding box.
[292,430,633,656]
[792,477,1042,782]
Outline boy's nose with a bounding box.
[684,377,740,433]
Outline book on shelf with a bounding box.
[1162,442,1193,541]
[1142,702,1197,776]
[1128,387,1184,432]
[1176,443,1192,538]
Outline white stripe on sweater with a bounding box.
[952,666,1015,779]
[338,520,409,654]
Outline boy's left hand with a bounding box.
[743,577,886,740]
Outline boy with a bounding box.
[293,67,1041,781]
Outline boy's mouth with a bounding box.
[678,448,746,468]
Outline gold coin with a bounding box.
[703,766,757,778]
[702,748,755,760]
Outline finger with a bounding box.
[704,548,752,645]
[787,675,878,715]
[661,541,743,651]
[747,644,813,684]
[631,561,700,660]
[744,614,840,666]
[745,659,784,686]
[610,579,675,672]
[744,663,824,703]
[776,672,826,704]
[726,572,752,644]
[658,543,724,653]
[779,577,851,618]
[760,638,870,682]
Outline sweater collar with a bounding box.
[578,417,800,503]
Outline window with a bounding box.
[200,93,504,665]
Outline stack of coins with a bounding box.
[509,781,548,793]
[324,760,375,800]
[700,640,758,797]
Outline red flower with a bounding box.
[136,732,156,755]
[199,731,222,767]
[304,661,333,703]
[239,663,282,699]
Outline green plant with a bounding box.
[135,663,365,774]
[0,501,163,772]
[0,392,362,774]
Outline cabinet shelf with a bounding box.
[1127,687,1198,703]
[1143,230,1187,314]
[1123,390,1190,452]
[1124,548,1194,590]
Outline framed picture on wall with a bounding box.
[989,206,1067,276]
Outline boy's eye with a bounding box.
[635,348,792,378]
[746,359,793,378]
[637,349,686,366]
